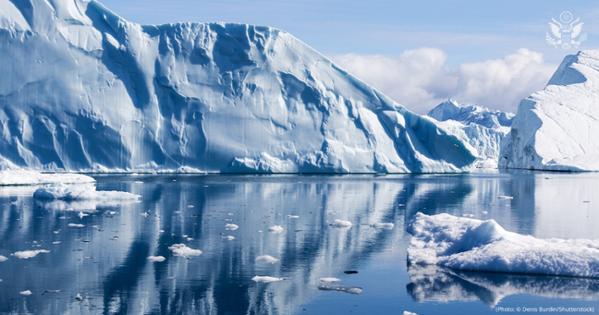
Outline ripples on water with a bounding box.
[0,172,598,314]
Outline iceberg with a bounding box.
[501,50,599,171]
[428,100,514,168]
[407,213,599,278]
[0,0,477,174]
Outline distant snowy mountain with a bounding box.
[0,0,477,173]
[427,100,513,168]
[500,51,599,171]
[428,99,514,129]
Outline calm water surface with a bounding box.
[0,172,598,314]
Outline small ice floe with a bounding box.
[68,223,85,228]
[12,249,50,259]
[147,256,166,262]
[225,223,239,231]
[0,170,95,186]
[223,235,235,241]
[318,277,341,283]
[408,213,599,278]
[52,241,62,245]
[141,211,150,218]
[287,215,300,219]
[19,290,32,296]
[33,184,140,203]
[317,284,362,295]
[497,195,514,200]
[168,244,202,258]
[255,255,279,264]
[75,293,84,301]
[331,219,352,228]
[372,222,394,230]
[403,311,418,315]
[0,255,7,262]
[252,276,284,283]
[187,205,194,208]
[268,225,284,233]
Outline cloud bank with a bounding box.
[334,48,556,113]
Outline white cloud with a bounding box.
[334,48,556,113]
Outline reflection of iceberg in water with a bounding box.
[407,265,599,307]
[0,177,409,314]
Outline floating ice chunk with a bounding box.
[403,312,418,315]
[252,276,284,283]
[147,256,166,262]
[19,290,32,296]
[287,215,300,219]
[0,255,7,262]
[68,223,85,228]
[408,213,599,278]
[331,219,352,228]
[12,249,50,259]
[168,244,202,258]
[497,195,514,200]
[34,184,140,202]
[268,225,284,233]
[223,235,235,241]
[0,171,95,186]
[319,277,341,283]
[372,222,395,230]
[317,284,363,294]
[255,255,279,264]
[225,223,239,231]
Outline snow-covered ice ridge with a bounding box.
[408,213,599,278]
[501,50,599,171]
[0,0,477,174]
[428,100,513,167]
[0,170,94,186]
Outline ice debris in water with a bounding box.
[19,290,32,296]
[12,249,50,259]
[147,256,166,262]
[268,225,285,233]
[318,277,341,283]
[168,244,202,258]
[252,276,284,283]
[34,184,140,202]
[331,219,353,228]
[0,255,7,262]
[255,255,279,264]
[497,195,514,200]
[223,235,236,241]
[408,212,599,278]
[225,223,239,231]
[372,222,395,230]
[68,223,85,228]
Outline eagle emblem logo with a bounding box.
[546,11,587,49]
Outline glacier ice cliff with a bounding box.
[0,0,478,173]
[500,50,599,171]
[428,100,513,168]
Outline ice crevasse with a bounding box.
[0,0,478,173]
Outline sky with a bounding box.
[100,0,599,113]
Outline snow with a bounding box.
[19,290,33,296]
[428,100,513,168]
[408,213,599,278]
[12,249,50,259]
[33,184,140,202]
[0,0,478,174]
[168,244,203,258]
[501,50,599,171]
[268,225,285,233]
[331,219,353,228]
[147,256,166,262]
[255,255,279,264]
[252,276,284,283]
[225,223,239,231]
[0,255,7,262]
[0,170,95,186]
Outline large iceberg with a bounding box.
[0,0,477,174]
[428,100,513,167]
[407,213,599,278]
[500,50,599,171]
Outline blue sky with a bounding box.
[99,0,599,111]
